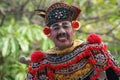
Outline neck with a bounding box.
[56,42,74,50]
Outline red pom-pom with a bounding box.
[43,27,51,36]
[30,51,45,62]
[87,33,102,44]
[72,21,80,30]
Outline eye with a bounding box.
[63,25,69,29]
[53,27,59,30]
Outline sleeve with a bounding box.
[26,57,42,80]
[26,65,36,80]
[26,50,47,80]
[105,51,120,80]
[26,51,55,80]
[86,33,120,80]
[26,62,49,80]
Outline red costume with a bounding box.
[25,2,120,80]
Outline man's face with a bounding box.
[49,21,75,50]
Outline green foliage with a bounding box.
[0,0,120,80]
[0,17,54,80]
[1,57,27,80]
[0,17,54,57]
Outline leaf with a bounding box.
[47,39,54,49]
[95,0,104,5]
[32,27,43,41]
[17,37,29,52]
[22,17,29,24]
[2,38,11,57]
[15,73,26,80]
[8,25,13,33]
[41,38,48,51]
[10,18,15,25]
[10,38,19,58]
[81,33,87,41]
[27,28,34,42]
[17,26,28,35]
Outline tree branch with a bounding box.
[0,15,5,27]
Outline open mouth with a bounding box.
[58,37,67,42]
[56,33,69,42]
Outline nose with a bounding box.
[58,27,66,33]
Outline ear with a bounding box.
[35,9,46,18]
[72,21,81,30]
[43,27,51,36]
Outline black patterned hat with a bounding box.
[35,2,81,27]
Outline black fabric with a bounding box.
[82,71,93,80]
[83,75,90,80]
[45,2,81,27]
[46,8,74,26]
[106,68,119,80]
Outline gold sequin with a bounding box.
[54,63,92,80]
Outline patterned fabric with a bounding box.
[54,60,93,80]
[26,40,120,80]
[46,43,86,64]
[45,2,81,26]
[36,42,93,80]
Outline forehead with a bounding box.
[50,21,71,28]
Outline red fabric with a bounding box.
[88,57,96,65]
[43,27,51,35]
[87,33,102,44]
[28,66,36,76]
[72,21,80,28]
[30,51,45,62]
[47,71,54,80]
[28,43,120,80]
[33,78,36,80]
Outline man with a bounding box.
[22,2,120,80]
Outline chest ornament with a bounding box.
[28,44,119,80]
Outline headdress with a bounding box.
[35,2,81,35]
[36,2,81,27]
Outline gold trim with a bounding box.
[54,63,92,80]
[45,40,83,55]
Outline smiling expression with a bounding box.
[49,21,75,50]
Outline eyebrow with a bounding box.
[62,21,69,25]
[51,24,59,28]
[51,21,70,28]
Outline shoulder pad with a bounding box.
[87,33,102,44]
[30,50,45,63]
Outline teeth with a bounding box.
[59,37,66,40]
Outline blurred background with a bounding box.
[0,0,120,80]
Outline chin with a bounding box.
[58,43,72,49]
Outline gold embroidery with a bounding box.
[54,63,92,80]
[45,40,83,55]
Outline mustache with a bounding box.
[56,33,69,39]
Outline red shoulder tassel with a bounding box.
[30,51,45,63]
[87,33,102,44]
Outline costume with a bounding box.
[26,2,120,80]
[26,35,120,80]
